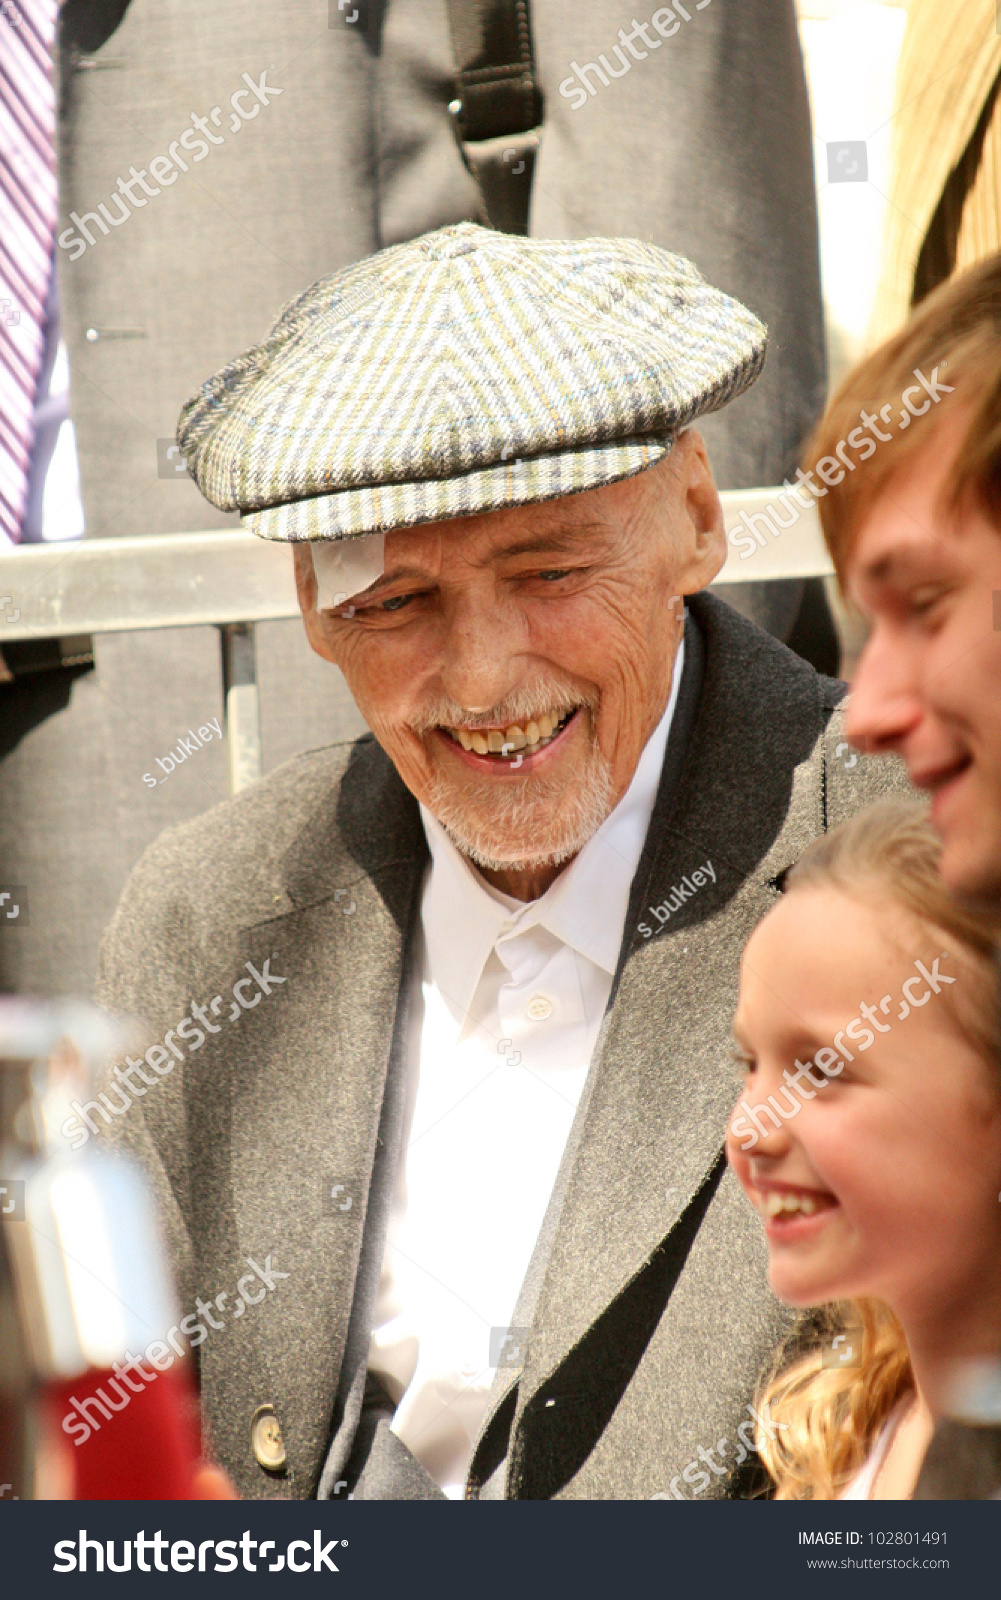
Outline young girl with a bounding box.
[726,799,1001,1500]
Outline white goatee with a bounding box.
[425,747,615,873]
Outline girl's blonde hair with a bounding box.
[753,799,1000,1499]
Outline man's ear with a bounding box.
[670,429,726,592]
[293,544,337,663]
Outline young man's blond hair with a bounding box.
[808,252,1001,920]
[806,254,1001,583]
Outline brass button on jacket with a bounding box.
[251,1404,287,1472]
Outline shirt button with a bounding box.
[526,994,553,1021]
[251,1404,287,1472]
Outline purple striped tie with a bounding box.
[0,0,58,545]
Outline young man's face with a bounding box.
[844,410,1001,920]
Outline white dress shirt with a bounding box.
[366,642,684,1497]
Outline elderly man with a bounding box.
[94,225,904,1500]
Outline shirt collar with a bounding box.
[420,637,685,1019]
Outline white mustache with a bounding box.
[407,684,594,735]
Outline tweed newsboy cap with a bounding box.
[177,222,767,543]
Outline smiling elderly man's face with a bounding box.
[296,431,724,899]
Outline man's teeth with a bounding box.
[763,1191,823,1218]
[447,710,572,756]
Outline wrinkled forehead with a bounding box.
[379,459,672,576]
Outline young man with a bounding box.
[804,253,1001,926]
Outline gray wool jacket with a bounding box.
[94,594,909,1500]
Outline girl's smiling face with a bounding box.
[727,885,1001,1325]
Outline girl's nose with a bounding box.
[730,1080,797,1158]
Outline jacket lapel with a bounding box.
[509,595,829,1424]
[224,737,427,1495]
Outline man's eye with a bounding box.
[380,593,415,612]
[731,1049,755,1082]
[536,569,573,581]
[907,585,947,617]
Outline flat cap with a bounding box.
[177,222,767,543]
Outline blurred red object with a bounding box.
[48,1365,201,1500]
[0,999,206,1500]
